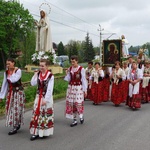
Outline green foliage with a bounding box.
[128,45,139,53]
[21,72,34,82]
[57,41,66,56]
[53,79,68,95]
[66,40,78,60]
[22,31,36,66]
[82,33,95,62]
[93,47,100,55]
[63,60,70,68]
[0,71,34,84]
[0,77,68,114]
[24,86,36,103]
[0,100,5,110]
[0,0,35,69]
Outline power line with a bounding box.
[22,0,116,40]
[31,13,99,37]
[44,0,98,29]
[21,0,117,39]
[21,0,99,38]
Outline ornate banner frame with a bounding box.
[102,39,122,66]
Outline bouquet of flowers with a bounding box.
[31,51,54,65]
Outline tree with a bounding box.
[0,0,35,69]
[57,41,65,56]
[66,40,78,60]
[94,47,100,55]
[76,41,84,63]
[82,33,95,62]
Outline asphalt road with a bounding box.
[0,99,150,150]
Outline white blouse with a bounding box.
[31,71,54,103]
[127,68,143,80]
[64,66,87,92]
[123,67,130,77]
[90,68,104,83]
[0,69,22,99]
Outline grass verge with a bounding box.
[0,78,68,116]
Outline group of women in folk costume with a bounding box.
[0,58,54,141]
[0,56,149,141]
[86,59,150,110]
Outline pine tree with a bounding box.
[83,33,95,62]
[66,40,78,60]
[57,41,65,56]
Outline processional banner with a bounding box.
[103,39,122,66]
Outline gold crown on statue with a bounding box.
[39,3,51,14]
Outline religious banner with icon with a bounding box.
[102,39,122,66]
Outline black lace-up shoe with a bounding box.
[16,125,20,130]
[30,135,39,141]
[8,128,17,135]
[70,120,77,127]
[80,118,84,124]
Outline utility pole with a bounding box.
[98,24,104,65]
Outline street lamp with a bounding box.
[98,24,104,65]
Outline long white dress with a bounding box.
[35,10,53,52]
[122,38,129,58]
[30,71,54,137]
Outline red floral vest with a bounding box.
[69,66,82,86]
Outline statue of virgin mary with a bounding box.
[121,35,129,58]
[35,9,53,52]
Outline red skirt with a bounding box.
[126,94,141,109]
[122,80,129,102]
[91,81,103,104]
[102,78,110,102]
[111,82,125,105]
[141,83,150,103]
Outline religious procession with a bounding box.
[85,35,150,109]
[0,1,150,145]
[85,56,150,109]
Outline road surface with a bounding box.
[0,99,150,150]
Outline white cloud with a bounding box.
[20,0,150,47]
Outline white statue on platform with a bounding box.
[121,35,129,58]
[35,5,53,53]
[138,48,149,62]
